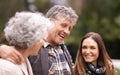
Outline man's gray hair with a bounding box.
[46,5,78,26]
[4,11,52,50]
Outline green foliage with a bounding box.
[0,18,4,32]
[35,0,52,13]
[66,0,120,59]
[0,0,120,59]
[115,68,120,75]
[79,0,120,41]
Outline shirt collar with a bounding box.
[43,40,63,49]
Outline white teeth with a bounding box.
[85,55,92,59]
[60,34,65,38]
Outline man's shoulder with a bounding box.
[39,46,48,52]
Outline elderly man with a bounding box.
[0,5,78,75]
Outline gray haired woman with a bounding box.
[0,11,52,75]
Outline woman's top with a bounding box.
[84,62,105,75]
[0,58,33,75]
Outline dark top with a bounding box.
[84,62,105,75]
[29,44,73,75]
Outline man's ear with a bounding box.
[48,18,55,27]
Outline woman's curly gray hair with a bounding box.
[4,11,52,50]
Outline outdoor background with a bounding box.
[0,0,120,74]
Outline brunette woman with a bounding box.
[74,32,115,75]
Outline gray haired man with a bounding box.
[0,5,78,75]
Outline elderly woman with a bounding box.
[74,32,115,75]
[0,12,52,75]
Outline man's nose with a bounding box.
[64,28,70,35]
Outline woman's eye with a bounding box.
[91,46,96,49]
[82,46,87,49]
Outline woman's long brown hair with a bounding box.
[74,32,115,75]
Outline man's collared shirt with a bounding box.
[43,42,71,75]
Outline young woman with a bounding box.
[74,32,115,75]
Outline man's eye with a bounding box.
[61,24,67,27]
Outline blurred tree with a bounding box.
[66,0,120,59]
[25,0,37,12]
[0,0,120,60]
[0,0,27,24]
[0,0,27,44]
[34,0,52,13]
